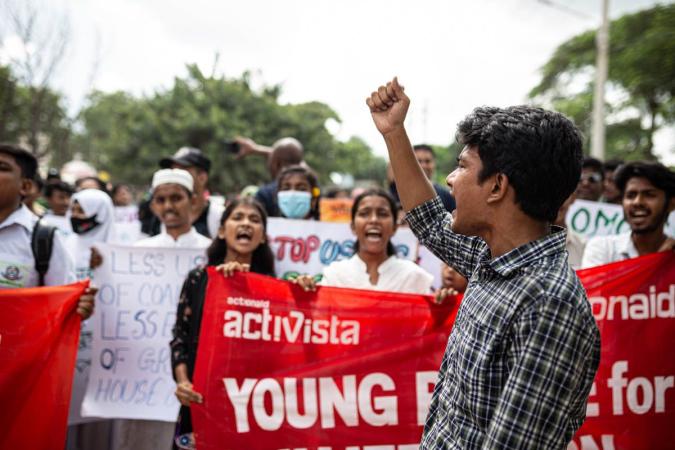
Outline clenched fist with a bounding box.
[366,77,410,136]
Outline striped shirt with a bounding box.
[407,197,600,449]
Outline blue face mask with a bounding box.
[278,190,312,219]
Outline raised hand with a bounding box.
[234,137,259,160]
[366,77,410,136]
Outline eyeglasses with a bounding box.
[579,173,602,184]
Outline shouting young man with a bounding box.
[582,161,675,267]
[366,78,600,449]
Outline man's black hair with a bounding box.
[614,161,675,201]
[582,157,604,178]
[603,159,624,173]
[413,144,435,158]
[111,183,130,198]
[0,143,37,179]
[456,106,583,222]
[44,181,74,198]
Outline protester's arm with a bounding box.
[234,137,272,160]
[170,270,202,380]
[366,77,436,212]
[483,296,600,449]
[170,270,204,406]
[174,363,202,406]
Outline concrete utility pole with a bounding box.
[591,0,610,160]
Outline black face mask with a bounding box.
[71,215,100,234]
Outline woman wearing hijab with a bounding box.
[66,188,115,279]
[64,188,116,450]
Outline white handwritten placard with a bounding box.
[267,218,420,280]
[566,199,675,238]
[81,244,206,421]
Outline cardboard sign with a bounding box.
[80,244,206,421]
[267,218,419,280]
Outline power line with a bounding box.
[537,0,596,21]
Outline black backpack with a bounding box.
[31,219,57,286]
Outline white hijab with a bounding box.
[67,189,115,276]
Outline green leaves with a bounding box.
[74,64,386,193]
[530,4,675,161]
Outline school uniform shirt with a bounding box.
[320,254,434,294]
[42,211,74,237]
[134,227,212,249]
[0,204,76,288]
[581,232,638,268]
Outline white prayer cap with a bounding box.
[151,168,194,193]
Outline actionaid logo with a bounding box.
[589,284,675,321]
[223,308,360,345]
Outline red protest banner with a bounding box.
[569,251,675,450]
[0,281,86,450]
[192,268,460,449]
[192,253,674,450]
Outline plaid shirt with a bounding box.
[407,197,600,449]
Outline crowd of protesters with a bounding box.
[1,94,674,450]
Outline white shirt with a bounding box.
[134,227,212,249]
[321,254,434,294]
[114,205,139,223]
[0,204,76,288]
[581,232,638,268]
[566,230,587,270]
[42,212,74,237]
[206,198,225,239]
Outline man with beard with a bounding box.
[582,161,675,267]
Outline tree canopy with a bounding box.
[73,64,386,193]
[0,64,72,163]
[530,4,675,161]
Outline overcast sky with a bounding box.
[4,0,674,164]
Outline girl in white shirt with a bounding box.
[295,188,433,294]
